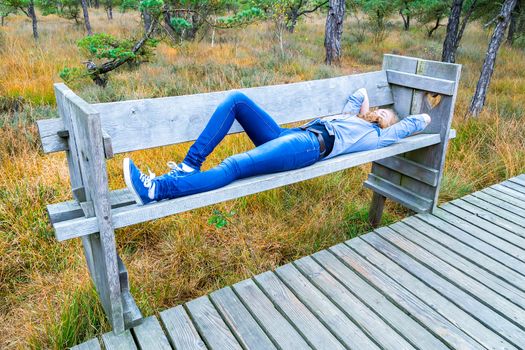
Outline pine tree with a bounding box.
[469,0,518,116]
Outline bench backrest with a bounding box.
[39,70,394,155]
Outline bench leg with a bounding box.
[369,192,386,228]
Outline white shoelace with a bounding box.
[141,168,156,187]
[167,161,182,175]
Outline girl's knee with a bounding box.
[228,90,248,104]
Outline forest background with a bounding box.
[0,0,524,348]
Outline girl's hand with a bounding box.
[422,113,431,125]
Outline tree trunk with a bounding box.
[28,0,38,40]
[81,0,93,35]
[286,8,299,33]
[400,2,410,31]
[454,0,478,53]
[107,2,113,20]
[324,0,345,65]
[507,1,520,45]
[442,0,463,62]
[469,0,518,116]
[428,16,441,37]
[1,15,5,27]
[144,10,152,32]
[94,0,100,9]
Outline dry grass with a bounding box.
[0,9,524,349]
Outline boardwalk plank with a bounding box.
[276,263,389,349]
[417,212,525,273]
[327,243,484,349]
[312,249,458,349]
[102,330,137,350]
[441,203,525,248]
[254,271,345,350]
[375,227,525,328]
[461,194,525,228]
[433,208,525,262]
[350,234,518,349]
[389,223,525,309]
[291,257,438,350]
[452,198,525,236]
[479,188,525,212]
[160,305,207,350]
[209,287,276,350]
[509,177,525,189]
[132,316,171,350]
[362,231,525,348]
[185,296,241,350]
[492,183,525,201]
[232,279,311,349]
[502,181,525,195]
[403,216,525,290]
[71,338,101,350]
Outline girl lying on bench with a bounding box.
[124,88,431,205]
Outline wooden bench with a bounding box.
[37,54,461,334]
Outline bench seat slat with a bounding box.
[386,70,456,96]
[50,133,443,240]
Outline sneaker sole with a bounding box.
[123,158,145,206]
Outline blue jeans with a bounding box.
[155,91,321,200]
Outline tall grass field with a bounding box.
[0,9,524,349]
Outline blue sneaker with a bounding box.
[166,161,199,177]
[123,158,156,205]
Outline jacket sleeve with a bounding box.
[378,114,428,148]
[341,88,367,115]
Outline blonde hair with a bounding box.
[357,109,399,129]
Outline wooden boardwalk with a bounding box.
[73,175,525,350]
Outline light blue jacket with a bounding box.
[300,88,428,159]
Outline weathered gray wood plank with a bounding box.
[388,223,525,310]
[472,188,525,218]
[328,243,485,349]
[68,88,125,332]
[374,155,439,186]
[185,296,241,350]
[383,54,419,117]
[253,271,345,350]
[385,69,456,96]
[53,133,442,240]
[418,211,525,274]
[374,227,525,330]
[509,176,525,189]
[40,71,393,154]
[480,187,525,212]
[102,330,137,350]
[36,117,68,153]
[278,261,412,349]
[456,196,525,233]
[492,183,525,201]
[502,181,525,195]
[209,287,276,350]
[132,316,171,350]
[160,305,207,350]
[351,233,519,349]
[441,203,525,250]
[309,250,450,349]
[364,173,433,212]
[232,279,311,349]
[403,216,525,290]
[71,338,101,350]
